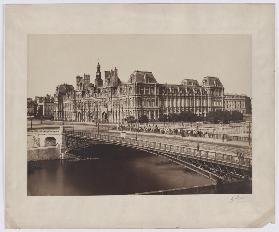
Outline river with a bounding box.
[27,144,251,195]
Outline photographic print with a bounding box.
[27,34,252,195]
[5,3,275,229]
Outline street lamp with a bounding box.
[248,121,251,146]
[97,119,100,136]
[62,112,64,126]
[28,116,34,129]
[135,120,139,140]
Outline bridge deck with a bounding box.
[65,130,252,172]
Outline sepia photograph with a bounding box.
[5,3,276,229]
[27,34,252,195]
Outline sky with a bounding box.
[28,34,251,98]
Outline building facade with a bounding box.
[28,95,55,118]
[43,95,55,118]
[224,94,252,114]
[53,63,249,123]
[27,98,37,116]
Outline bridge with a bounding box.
[64,129,252,184]
[27,126,64,149]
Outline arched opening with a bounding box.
[77,112,81,122]
[102,111,108,123]
[150,111,154,120]
[45,137,57,147]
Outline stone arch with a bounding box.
[45,137,57,147]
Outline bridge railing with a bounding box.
[64,130,252,168]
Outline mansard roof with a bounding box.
[224,93,249,98]
[128,70,157,84]
[202,76,223,87]
[181,79,200,86]
[56,84,75,95]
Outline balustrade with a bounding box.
[165,145,169,152]
[66,131,252,169]
[145,141,148,148]
[180,146,184,153]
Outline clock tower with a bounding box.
[95,62,103,88]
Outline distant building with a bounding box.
[53,62,236,123]
[28,95,55,119]
[44,94,55,118]
[35,96,45,117]
[54,84,75,121]
[27,98,37,116]
[224,94,252,114]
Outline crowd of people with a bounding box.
[114,123,227,141]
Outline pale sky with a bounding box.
[28,34,251,98]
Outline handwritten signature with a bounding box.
[230,195,246,202]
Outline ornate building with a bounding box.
[27,98,37,116]
[53,63,248,123]
[27,95,55,118]
[224,94,252,114]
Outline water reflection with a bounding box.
[28,144,214,195]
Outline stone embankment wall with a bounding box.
[28,147,60,161]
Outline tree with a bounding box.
[222,110,231,124]
[36,105,44,118]
[138,115,149,123]
[158,114,168,122]
[125,116,136,123]
[230,111,243,122]
[205,110,243,123]
[168,113,180,122]
[206,110,222,123]
[179,111,197,122]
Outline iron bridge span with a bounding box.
[64,130,252,184]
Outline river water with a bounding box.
[28,144,251,195]
[28,144,218,195]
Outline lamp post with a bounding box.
[28,116,34,130]
[248,121,251,146]
[222,123,224,142]
[135,120,139,141]
[97,119,100,136]
[96,105,99,127]
[62,112,64,126]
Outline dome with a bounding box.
[202,76,223,87]
[128,71,157,84]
